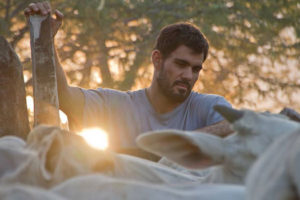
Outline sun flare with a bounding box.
[78,128,109,150]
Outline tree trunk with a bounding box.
[0,36,30,139]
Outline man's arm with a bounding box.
[54,51,84,129]
[25,2,84,128]
[194,120,234,137]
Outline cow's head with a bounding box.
[137,106,300,180]
[216,106,299,174]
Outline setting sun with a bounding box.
[78,128,109,150]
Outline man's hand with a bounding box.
[195,120,234,137]
[24,2,63,37]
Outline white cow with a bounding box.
[137,105,300,184]
[52,174,245,200]
[246,128,300,200]
[0,125,200,188]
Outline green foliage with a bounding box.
[1,0,299,110]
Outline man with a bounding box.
[24,2,232,150]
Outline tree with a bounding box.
[1,0,299,113]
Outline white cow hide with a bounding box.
[0,136,33,178]
[0,135,25,148]
[112,154,200,183]
[0,184,66,200]
[52,174,245,200]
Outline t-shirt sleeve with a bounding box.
[80,88,107,128]
[205,96,232,126]
[80,88,139,147]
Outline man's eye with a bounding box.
[176,62,187,67]
[193,66,202,73]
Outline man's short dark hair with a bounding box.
[154,22,209,61]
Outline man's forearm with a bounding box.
[194,120,234,137]
[54,48,70,109]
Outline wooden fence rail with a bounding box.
[0,36,30,139]
[29,15,60,127]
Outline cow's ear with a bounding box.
[27,126,64,180]
[137,130,225,169]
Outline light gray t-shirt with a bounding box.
[81,88,231,149]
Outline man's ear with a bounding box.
[151,50,163,70]
[137,130,225,169]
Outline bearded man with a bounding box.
[25,2,232,149]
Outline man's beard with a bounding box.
[157,67,192,103]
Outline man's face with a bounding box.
[156,45,204,103]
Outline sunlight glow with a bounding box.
[59,110,68,124]
[78,128,108,150]
[26,96,34,113]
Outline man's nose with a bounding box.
[181,67,193,80]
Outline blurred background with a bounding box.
[1,0,300,127]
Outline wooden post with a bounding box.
[29,15,60,126]
[0,36,30,139]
